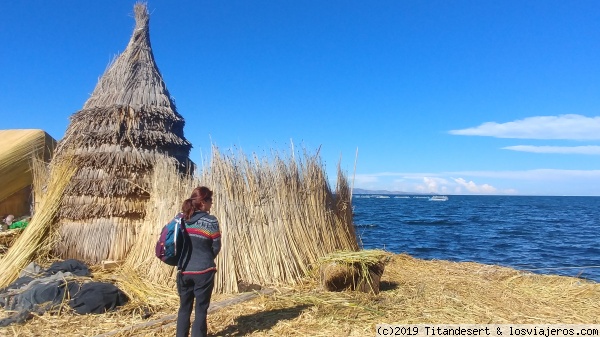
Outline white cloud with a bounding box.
[394,176,499,194]
[409,176,495,195]
[449,114,600,140]
[503,145,600,155]
[451,169,600,180]
[355,169,600,182]
[453,178,497,194]
[351,169,600,195]
[420,176,446,193]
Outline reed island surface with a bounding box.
[1,251,599,337]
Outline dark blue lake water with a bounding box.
[352,195,600,282]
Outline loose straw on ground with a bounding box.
[0,159,76,288]
[5,252,600,336]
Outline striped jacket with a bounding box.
[180,211,221,275]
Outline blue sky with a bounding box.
[2,1,600,196]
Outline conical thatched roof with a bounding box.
[52,3,192,263]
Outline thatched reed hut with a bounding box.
[0,129,55,217]
[52,3,192,263]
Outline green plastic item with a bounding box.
[8,220,28,229]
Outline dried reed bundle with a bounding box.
[0,129,55,208]
[124,155,199,288]
[205,145,358,293]
[0,130,54,199]
[0,159,76,288]
[31,156,50,214]
[319,249,392,292]
[124,144,356,295]
[335,162,354,231]
[319,249,392,265]
[54,218,140,262]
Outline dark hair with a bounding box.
[181,186,213,221]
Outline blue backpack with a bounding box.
[155,213,185,267]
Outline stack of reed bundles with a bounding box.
[50,3,193,263]
[0,129,56,216]
[319,249,392,293]
[126,145,358,294]
[209,146,358,293]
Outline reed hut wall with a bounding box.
[51,3,193,263]
[0,186,32,218]
[0,129,56,217]
[126,147,359,294]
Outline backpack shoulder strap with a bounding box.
[176,212,208,271]
[176,215,187,271]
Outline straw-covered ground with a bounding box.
[2,253,599,337]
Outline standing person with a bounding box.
[176,186,221,337]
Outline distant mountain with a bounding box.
[352,188,430,195]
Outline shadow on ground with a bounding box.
[380,281,399,291]
[212,304,310,336]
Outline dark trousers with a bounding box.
[176,271,216,337]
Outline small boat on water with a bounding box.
[429,195,449,201]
